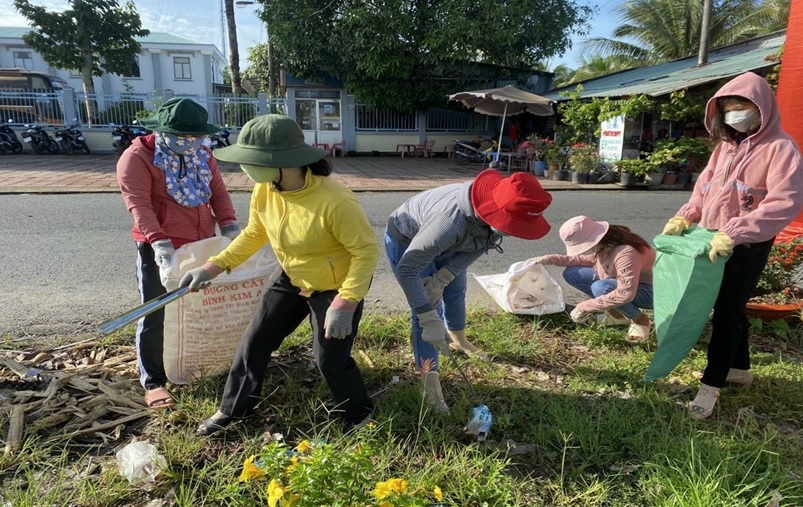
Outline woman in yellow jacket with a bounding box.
[181,115,379,436]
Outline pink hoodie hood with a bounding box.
[676,72,803,245]
[704,72,781,142]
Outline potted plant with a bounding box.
[527,135,550,176]
[568,142,597,184]
[544,138,565,178]
[746,241,803,320]
[615,158,646,187]
[674,136,713,185]
[644,139,686,186]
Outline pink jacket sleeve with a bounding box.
[575,248,644,313]
[116,149,168,243]
[206,156,238,226]
[676,147,723,223]
[541,254,595,266]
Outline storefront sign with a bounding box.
[598,115,626,162]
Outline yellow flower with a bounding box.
[371,481,393,500]
[267,479,285,507]
[371,478,408,500]
[286,456,299,472]
[378,502,392,507]
[433,486,443,501]
[238,455,266,482]
[281,493,300,507]
[295,440,311,453]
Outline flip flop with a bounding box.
[625,321,652,343]
[595,312,631,327]
[144,387,176,409]
[196,415,234,436]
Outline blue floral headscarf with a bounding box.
[153,132,213,207]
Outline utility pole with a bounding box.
[697,0,713,66]
[224,0,242,95]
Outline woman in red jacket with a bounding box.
[117,98,240,409]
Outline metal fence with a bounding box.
[0,90,65,125]
[425,108,490,132]
[355,104,418,131]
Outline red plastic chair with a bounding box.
[329,140,346,157]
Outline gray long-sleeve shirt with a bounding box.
[387,181,502,314]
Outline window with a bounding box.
[124,56,140,78]
[173,56,191,80]
[13,51,33,70]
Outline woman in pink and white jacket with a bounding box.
[533,216,655,342]
[662,72,803,420]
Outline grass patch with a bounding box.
[2,308,802,506]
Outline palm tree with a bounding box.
[550,63,575,88]
[564,53,636,84]
[584,0,788,63]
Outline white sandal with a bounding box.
[626,320,652,342]
[689,384,720,420]
[596,312,631,327]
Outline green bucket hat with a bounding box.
[213,114,326,167]
[138,97,221,135]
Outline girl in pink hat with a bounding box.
[533,215,655,341]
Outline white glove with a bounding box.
[324,296,357,339]
[220,222,241,240]
[180,266,216,291]
[421,268,456,307]
[570,307,592,324]
[151,240,174,269]
[527,255,549,264]
[418,310,451,355]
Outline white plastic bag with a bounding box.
[161,236,279,384]
[473,260,565,315]
[116,441,167,485]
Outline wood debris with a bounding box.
[1,345,147,451]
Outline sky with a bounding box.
[1,0,617,71]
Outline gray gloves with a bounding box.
[151,240,175,269]
[418,310,450,355]
[324,296,358,339]
[220,222,242,240]
[180,266,216,291]
[421,268,456,307]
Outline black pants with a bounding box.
[135,242,168,389]
[702,239,773,388]
[219,272,374,424]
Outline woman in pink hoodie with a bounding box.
[662,72,803,420]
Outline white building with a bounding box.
[0,27,226,96]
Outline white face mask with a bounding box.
[240,164,280,183]
[724,110,759,133]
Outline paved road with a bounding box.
[0,191,689,339]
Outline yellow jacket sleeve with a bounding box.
[209,185,269,270]
[328,197,379,302]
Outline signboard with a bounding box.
[598,115,626,162]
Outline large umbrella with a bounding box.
[447,85,554,157]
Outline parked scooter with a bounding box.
[20,123,59,154]
[208,124,231,150]
[111,121,149,156]
[54,118,90,155]
[0,119,23,155]
[451,137,498,165]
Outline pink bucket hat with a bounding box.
[559,216,609,256]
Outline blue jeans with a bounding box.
[384,231,467,372]
[562,266,653,319]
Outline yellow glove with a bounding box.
[662,216,692,236]
[708,232,734,263]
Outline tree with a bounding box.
[224,0,243,95]
[584,0,788,63]
[14,0,148,120]
[564,53,635,84]
[255,0,594,111]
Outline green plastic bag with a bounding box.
[644,227,728,380]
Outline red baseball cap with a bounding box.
[470,170,552,240]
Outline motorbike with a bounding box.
[208,124,231,150]
[20,123,59,154]
[111,121,149,156]
[54,119,90,155]
[0,119,23,155]
[451,137,498,166]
